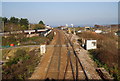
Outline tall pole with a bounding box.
[66,24,68,27]
[71,24,73,34]
[71,24,76,34]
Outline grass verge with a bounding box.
[2,47,41,80]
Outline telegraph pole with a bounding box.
[71,24,76,35]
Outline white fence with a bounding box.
[1,29,51,36]
[43,30,52,37]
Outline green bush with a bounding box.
[5,49,30,66]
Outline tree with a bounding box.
[39,20,45,25]
[9,17,19,24]
[19,18,29,30]
[2,17,8,24]
[2,17,30,31]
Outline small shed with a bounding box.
[86,40,97,50]
[81,39,97,50]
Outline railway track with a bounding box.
[45,30,62,80]
[44,30,89,81]
[41,31,88,81]
[30,29,103,81]
[64,32,89,81]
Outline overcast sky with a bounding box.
[2,2,118,27]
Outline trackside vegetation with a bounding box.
[2,47,41,79]
[2,31,54,80]
[77,32,120,81]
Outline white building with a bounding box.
[86,40,97,50]
[61,26,68,30]
[95,30,102,34]
[77,30,82,33]
[85,27,91,31]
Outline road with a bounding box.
[29,29,102,81]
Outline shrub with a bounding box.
[2,48,41,79]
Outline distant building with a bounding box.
[85,27,91,31]
[95,30,102,34]
[77,30,82,33]
[60,26,68,30]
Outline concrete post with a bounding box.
[54,32,56,35]
[40,45,46,55]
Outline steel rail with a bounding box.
[63,31,89,81]
[45,30,62,80]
